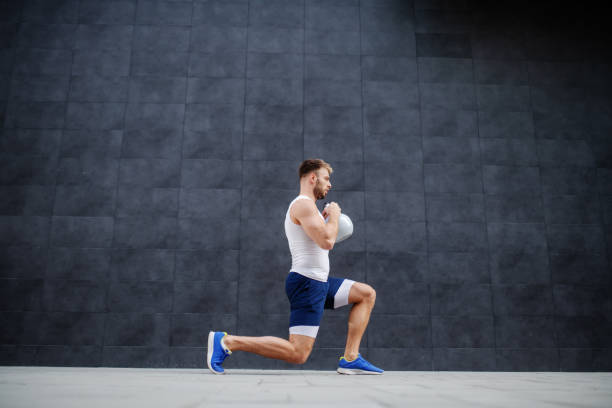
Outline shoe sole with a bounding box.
[337,367,383,375]
[207,331,224,375]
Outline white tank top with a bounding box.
[284,195,329,282]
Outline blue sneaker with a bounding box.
[207,331,232,374]
[337,353,383,375]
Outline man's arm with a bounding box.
[292,200,338,250]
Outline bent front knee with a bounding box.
[365,285,376,305]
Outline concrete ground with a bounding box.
[0,367,611,408]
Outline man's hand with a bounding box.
[322,202,341,219]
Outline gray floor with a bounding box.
[1,367,611,408]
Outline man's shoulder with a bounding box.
[290,198,318,224]
[291,197,316,213]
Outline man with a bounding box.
[207,159,383,375]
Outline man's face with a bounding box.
[313,169,331,200]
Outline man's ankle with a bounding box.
[222,334,234,351]
[344,352,358,361]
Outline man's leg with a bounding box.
[343,282,376,361]
[208,273,326,373]
[223,333,315,365]
[322,277,382,374]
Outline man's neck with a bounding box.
[298,191,316,202]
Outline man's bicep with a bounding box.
[300,213,327,241]
[294,202,328,249]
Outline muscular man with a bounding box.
[207,159,383,375]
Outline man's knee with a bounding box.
[294,351,310,365]
[362,283,376,305]
[289,344,312,365]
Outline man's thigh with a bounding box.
[289,333,316,352]
[286,272,328,338]
[324,276,355,309]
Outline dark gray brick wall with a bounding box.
[1,0,611,371]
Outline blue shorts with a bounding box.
[285,271,355,338]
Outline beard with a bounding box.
[313,180,326,200]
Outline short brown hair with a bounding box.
[298,158,333,179]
